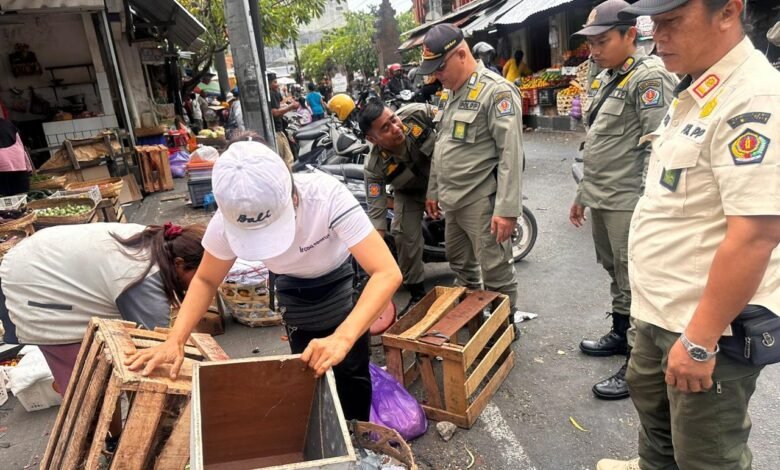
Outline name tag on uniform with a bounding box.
[452,121,468,141]
[610,89,627,100]
[458,100,480,111]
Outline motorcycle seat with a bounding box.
[319,163,365,181]
[295,128,328,141]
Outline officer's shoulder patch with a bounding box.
[729,128,770,165]
[639,82,663,109]
[402,115,431,143]
[467,82,485,101]
[368,183,382,198]
[494,90,514,117]
[727,112,771,129]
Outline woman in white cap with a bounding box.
[126,137,402,420]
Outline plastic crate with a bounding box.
[50,186,102,206]
[0,193,27,210]
[16,377,62,412]
[188,179,213,208]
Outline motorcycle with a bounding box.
[314,163,538,263]
[291,117,368,172]
[383,89,416,111]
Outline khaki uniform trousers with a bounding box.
[627,319,764,470]
[391,192,425,286]
[275,131,294,168]
[444,196,517,309]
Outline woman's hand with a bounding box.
[124,338,185,379]
[300,333,353,377]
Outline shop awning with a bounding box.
[0,0,104,11]
[399,0,500,50]
[495,0,577,26]
[463,0,524,36]
[128,0,207,52]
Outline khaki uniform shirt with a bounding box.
[577,53,678,211]
[427,63,524,217]
[364,103,436,230]
[629,37,780,334]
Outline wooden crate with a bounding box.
[191,355,356,469]
[95,197,127,223]
[136,145,174,193]
[382,286,515,429]
[41,318,229,470]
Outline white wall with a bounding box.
[0,13,102,120]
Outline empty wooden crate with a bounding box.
[191,355,356,470]
[382,286,515,428]
[41,318,229,470]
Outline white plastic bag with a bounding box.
[7,347,53,395]
[192,145,219,162]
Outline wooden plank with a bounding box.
[421,405,470,429]
[385,288,442,336]
[132,338,201,357]
[380,334,463,363]
[84,374,123,469]
[399,287,465,340]
[383,347,404,386]
[419,291,500,346]
[418,355,443,409]
[61,353,112,468]
[157,145,174,190]
[189,332,230,361]
[442,358,467,416]
[154,401,191,470]
[64,139,81,170]
[464,326,514,397]
[41,321,97,469]
[403,361,420,386]
[111,384,168,470]
[466,352,515,427]
[47,333,104,469]
[462,296,511,369]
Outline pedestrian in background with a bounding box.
[306,82,327,121]
[268,72,299,168]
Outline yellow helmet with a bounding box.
[327,94,355,122]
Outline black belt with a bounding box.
[274,262,355,331]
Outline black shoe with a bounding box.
[592,363,629,400]
[580,331,628,357]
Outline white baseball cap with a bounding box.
[212,141,295,259]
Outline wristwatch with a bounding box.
[679,333,719,362]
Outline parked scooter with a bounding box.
[314,163,538,263]
[292,117,368,172]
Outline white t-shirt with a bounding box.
[203,172,374,278]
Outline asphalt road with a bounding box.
[1,130,778,469]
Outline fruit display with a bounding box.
[198,127,226,139]
[35,204,91,218]
[557,83,585,116]
[518,70,568,90]
[0,209,30,224]
[30,174,54,183]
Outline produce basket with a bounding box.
[0,230,27,261]
[219,282,281,327]
[66,177,124,199]
[0,194,27,211]
[50,186,102,206]
[28,198,96,227]
[30,174,67,191]
[0,209,36,233]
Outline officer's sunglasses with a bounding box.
[436,50,457,72]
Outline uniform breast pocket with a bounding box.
[450,110,479,143]
[654,139,702,216]
[593,98,626,136]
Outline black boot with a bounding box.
[398,283,426,318]
[580,313,629,357]
[592,350,630,400]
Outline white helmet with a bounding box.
[472,42,496,64]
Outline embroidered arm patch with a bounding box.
[494,91,514,117]
[729,129,770,165]
[638,79,663,109]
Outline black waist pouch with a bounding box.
[274,262,355,331]
[719,305,780,365]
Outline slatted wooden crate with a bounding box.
[136,145,174,193]
[382,286,515,429]
[95,197,127,223]
[41,318,229,470]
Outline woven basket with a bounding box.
[0,230,27,261]
[28,198,96,227]
[30,175,67,191]
[0,210,36,233]
[219,282,281,327]
[66,177,124,199]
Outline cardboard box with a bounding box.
[191,355,356,469]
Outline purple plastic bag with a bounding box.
[369,363,427,441]
[169,150,190,178]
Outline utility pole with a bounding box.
[292,40,303,84]
[224,0,276,147]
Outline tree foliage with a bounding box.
[397,10,421,64]
[180,0,331,94]
[300,11,378,81]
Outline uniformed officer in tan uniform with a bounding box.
[359,101,436,312]
[418,24,524,315]
[570,0,677,401]
[596,0,780,469]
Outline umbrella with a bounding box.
[277,77,297,85]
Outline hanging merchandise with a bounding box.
[9,43,43,77]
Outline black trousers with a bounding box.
[287,325,372,421]
[0,171,30,197]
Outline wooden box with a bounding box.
[191,355,356,470]
[41,318,229,470]
[136,145,174,193]
[382,286,515,429]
